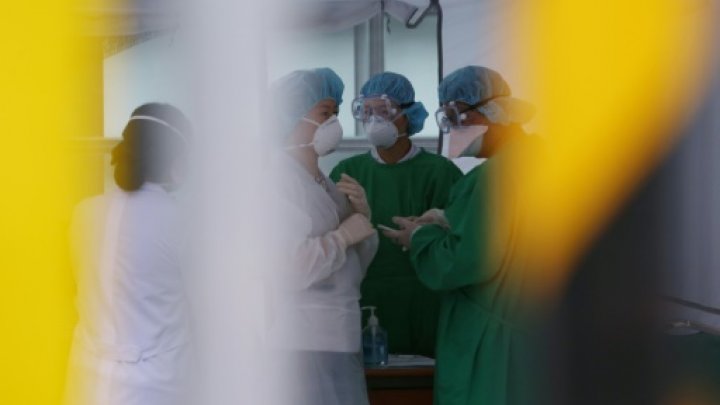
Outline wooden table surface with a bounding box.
[365,366,434,405]
[365,366,434,378]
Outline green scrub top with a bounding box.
[330,148,462,356]
[410,137,535,405]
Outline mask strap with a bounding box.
[128,115,185,140]
[290,115,339,150]
[466,96,501,114]
[287,116,323,150]
[301,117,321,127]
[393,112,407,123]
[284,143,313,151]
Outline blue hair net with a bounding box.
[438,66,511,106]
[271,67,345,136]
[438,66,534,125]
[361,72,428,136]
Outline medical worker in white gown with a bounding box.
[65,103,192,405]
[268,68,378,405]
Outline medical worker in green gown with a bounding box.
[330,72,462,356]
[383,66,539,405]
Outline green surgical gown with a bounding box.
[330,149,462,356]
[410,138,535,405]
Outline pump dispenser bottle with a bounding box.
[362,306,388,366]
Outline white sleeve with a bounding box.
[354,232,379,278]
[281,201,350,290]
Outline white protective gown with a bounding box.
[269,156,378,405]
[65,183,190,405]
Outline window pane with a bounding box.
[104,34,192,138]
[384,15,440,138]
[266,28,357,137]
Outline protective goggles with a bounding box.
[434,101,485,133]
[351,94,408,122]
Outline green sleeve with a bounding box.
[410,171,497,291]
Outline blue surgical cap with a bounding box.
[438,66,534,125]
[361,72,429,136]
[438,66,510,106]
[271,67,345,136]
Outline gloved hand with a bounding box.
[336,174,371,219]
[415,208,450,229]
[335,213,376,247]
[381,216,419,250]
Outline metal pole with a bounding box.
[368,12,385,77]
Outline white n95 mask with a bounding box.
[447,125,488,158]
[292,115,344,156]
[364,116,401,149]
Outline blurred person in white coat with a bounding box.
[65,103,192,405]
[268,68,378,405]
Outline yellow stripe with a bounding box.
[0,4,99,404]
[510,0,712,297]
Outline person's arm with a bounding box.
[282,202,375,290]
[410,174,501,291]
[355,232,379,277]
[289,230,349,289]
[412,160,463,229]
[409,225,485,291]
[331,161,377,274]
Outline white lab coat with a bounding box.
[268,156,378,405]
[65,183,190,405]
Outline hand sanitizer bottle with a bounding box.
[362,306,388,366]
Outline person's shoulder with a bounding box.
[73,194,107,220]
[131,185,177,208]
[457,165,486,188]
[416,148,448,162]
[466,164,485,177]
[416,149,463,173]
[330,151,372,176]
[76,193,106,208]
[70,193,110,237]
[415,149,442,161]
[440,168,479,204]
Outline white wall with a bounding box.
[104,33,193,137]
[266,28,357,136]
